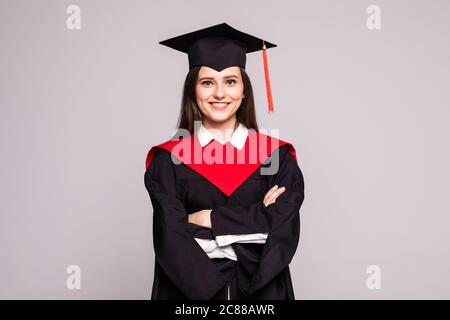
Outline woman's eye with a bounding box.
[226,79,237,85]
[201,81,213,86]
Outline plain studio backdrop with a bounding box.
[1,0,449,299]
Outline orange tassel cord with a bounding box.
[262,40,274,113]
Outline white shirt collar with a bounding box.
[197,122,248,150]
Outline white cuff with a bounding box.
[194,238,238,261]
[215,233,268,247]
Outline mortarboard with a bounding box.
[159,23,277,113]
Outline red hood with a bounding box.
[145,129,297,197]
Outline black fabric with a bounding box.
[144,144,305,300]
[158,22,277,71]
[188,36,247,71]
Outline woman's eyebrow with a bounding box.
[198,74,239,81]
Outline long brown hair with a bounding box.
[175,66,259,134]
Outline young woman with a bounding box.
[144,23,305,300]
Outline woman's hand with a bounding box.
[263,185,286,207]
[188,209,212,229]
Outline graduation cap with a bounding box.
[159,23,277,113]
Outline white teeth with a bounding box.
[211,102,228,108]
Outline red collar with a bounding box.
[145,130,297,197]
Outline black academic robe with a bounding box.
[144,144,305,300]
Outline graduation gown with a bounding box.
[144,129,305,300]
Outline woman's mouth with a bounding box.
[209,102,231,111]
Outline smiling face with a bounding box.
[195,66,245,125]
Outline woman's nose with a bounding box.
[213,84,225,99]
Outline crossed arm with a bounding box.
[188,184,287,229]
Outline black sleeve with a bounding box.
[144,149,227,300]
[210,145,305,296]
[210,145,305,236]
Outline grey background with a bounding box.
[1,0,449,299]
